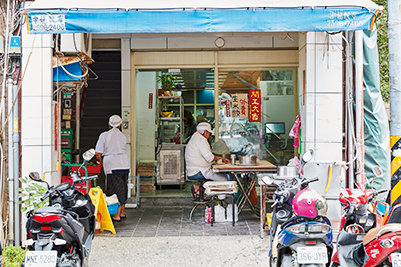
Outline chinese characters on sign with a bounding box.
[31,15,66,32]
[248,89,261,122]
[225,100,231,117]
[148,93,153,109]
[232,94,248,118]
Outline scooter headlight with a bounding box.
[288,224,305,234]
[380,239,394,249]
[287,223,330,234]
[308,224,331,233]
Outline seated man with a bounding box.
[186,122,230,199]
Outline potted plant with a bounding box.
[157,73,176,96]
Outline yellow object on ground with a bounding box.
[266,213,272,228]
[89,188,116,234]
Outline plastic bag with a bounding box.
[226,204,238,222]
[288,156,301,172]
[104,194,119,205]
[215,205,226,222]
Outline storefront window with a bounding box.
[218,68,296,165]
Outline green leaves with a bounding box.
[2,245,27,267]
[17,176,48,213]
[157,73,177,90]
[372,0,389,102]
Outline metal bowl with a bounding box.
[238,154,258,165]
[277,166,297,178]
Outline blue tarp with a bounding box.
[53,62,82,81]
[363,29,391,193]
[24,3,380,34]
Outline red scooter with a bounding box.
[331,187,386,267]
[359,203,401,266]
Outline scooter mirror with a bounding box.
[29,172,42,182]
[261,176,274,186]
[340,187,349,198]
[373,166,383,178]
[82,148,95,162]
[302,149,314,163]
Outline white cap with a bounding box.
[109,115,122,128]
[197,122,214,134]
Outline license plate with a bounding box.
[297,246,328,264]
[24,251,57,267]
[391,252,401,267]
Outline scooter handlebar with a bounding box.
[73,175,98,184]
[40,192,51,201]
[277,195,285,206]
[301,177,319,187]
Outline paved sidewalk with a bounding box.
[88,235,270,267]
[89,206,271,266]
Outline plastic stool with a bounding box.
[189,180,209,220]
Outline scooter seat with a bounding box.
[363,223,401,245]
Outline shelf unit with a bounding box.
[156,96,185,187]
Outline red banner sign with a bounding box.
[225,99,231,117]
[148,93,153,109]
[248,89,261,122]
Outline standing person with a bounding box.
[95,115,129,222]
[183,109,197,143]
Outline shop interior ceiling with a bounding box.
[175,69,263,91]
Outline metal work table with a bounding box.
[212,160,277,221]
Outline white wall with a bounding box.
[21,28,57,240]
[298,32,344,229]
[298,32,343,161]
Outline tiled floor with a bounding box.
[96,206,262,238]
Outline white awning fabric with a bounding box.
[24,0,382,34]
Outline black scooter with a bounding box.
[22,149,97,267]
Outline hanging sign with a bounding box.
[249,89,261,122]
[148,93,153,109]
[232,94,248,118]
[225,99,231,117]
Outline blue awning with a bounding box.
[24,0,381,34]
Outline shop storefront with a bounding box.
[18,0,387,237]
[132,50,298,191]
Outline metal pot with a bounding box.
[238,154,258,165]
[277,166,297,178]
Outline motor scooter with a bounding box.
[260,149,333,267]
[335,201,401,267]
[22,149,98,267]
[331,166,387,267]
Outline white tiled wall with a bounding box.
[299,32,343,162]
[21,26,56,184]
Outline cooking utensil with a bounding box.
[277,166,297,177]
[238,154,258,165]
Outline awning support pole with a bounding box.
[388,0,401,205]
[355,30,366,190]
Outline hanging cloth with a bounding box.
[289,114,301,147]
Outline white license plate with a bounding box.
[391,252,401,267]
[24,251,57,267]
[297,246,328,264]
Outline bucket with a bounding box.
[107,202,120,216]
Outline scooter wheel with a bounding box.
[269,256,277,267]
